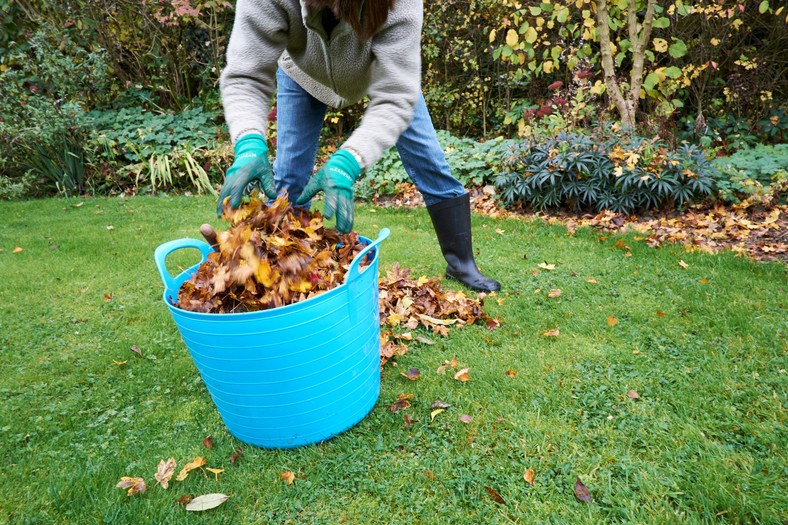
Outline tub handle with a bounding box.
[154,238,215,293]
[346,228,390,284]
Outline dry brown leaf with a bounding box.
[229,448,243,465]
[459,414,472,423]
[401,368,420,380]
[484,486,506,505]
[574,477,593,503]
[154,458,176,489]
[505,370,518,378]
[547,289,562,298]
[202,435,213,449]
[177,494,194,506]
[627,390,640,399]
[454,368,470,382]
[130,345,142,356]
[116,476,146,496]
[523,469,535,485]
[543,328,560,337]
[430,400,451,409]
[587,278,598,283]
[607,316,618,326]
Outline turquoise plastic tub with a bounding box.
[154,228,389,449]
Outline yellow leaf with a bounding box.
[524,26,538,44]
[506,29,519,47]
[388,313,402,325]
[678,260,689,269]
[607,316,618,327]
[547,289,562,298]
[489,29,497,43]
[116,476,146,496]
[653,38,668,53]
[176,457,206,482]
[524,469,535,485]
[280,471,295,485]
[12,247,23,253]
[430,408,445,421]
[454,367,471,382]
[587,278,598,283]
[543,328,560,337]
[710,37,720,46]
[206,468,224,481]
[543,60,554,74]
[537,262,555,270]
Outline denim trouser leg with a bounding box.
[395,94,465,206]
[273,68,327,203]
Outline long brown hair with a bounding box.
[305,0,397,41]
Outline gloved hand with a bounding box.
[296,149,362,233]
[216,134,277,217]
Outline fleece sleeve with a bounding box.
[340,0,424,168]
[220,0,290,144]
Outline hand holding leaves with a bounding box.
[296,149,362,233]
[217,134,277,217]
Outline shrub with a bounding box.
[494,128,716,213]
[711,144,788,204]
[355,131,515,200]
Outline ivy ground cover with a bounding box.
[0,196,785,523]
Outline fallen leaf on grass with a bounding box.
[454,368,470,382]
[154,458,176,489]
[606,316,618,327]
[206,468,224,481]
[459,414,472,423]
[229,449,243,465]
[495,228,505,235]
[430,409,445,421]
[176,457,206,481]
[106,225,115,231]
[280,471,295,485]
[586,278,598,283]
[537,262,556,271]
[185,493,229,511]
[177,494,194,506]
[111,360,127,366]
[116,476,146,496]
[547,289,562,298]
[423,470,436,481]
[415,336,435,345]
[505,370,518,377]
[523,469,535,485]
[430,400,451,409]
[543,328,560,337]
[656,311,666,317]
[484,486,506,505]
[401,368,420,380]
[678,260,689,269]
[700,278,709,283]
[391,393,414,413]
[104,292,113,302]
[486,318,500,330]
[13,247,23,253]
[203,435,213,449]
[627,390,640,399]
[574,477,593,503]
[403,413,419,428]
[130,345,142,356]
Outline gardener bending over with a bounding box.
[217,0,500,292]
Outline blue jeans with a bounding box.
[273,68,465,206]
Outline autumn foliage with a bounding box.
[177,193,366,313]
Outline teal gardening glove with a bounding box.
[296,149,362,233]
[217,134,277,217]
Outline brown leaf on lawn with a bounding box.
[505,370,518,378]
[390,393,414,413]
[185,493,229,511]
[547,289,562,298]
[401,368,420,380]
[104,292,113,302]
[203,435,213,449]
[177,494,194,506]
[656,311,666,317]
[587,278,598,283]
[678,260,689,269]
[403,413,419,428]
[459,414,472,423]
[176,456,207,482]
[523,469,535,485]
[454,368,470,382]
[423,470,436,481]
[430,400,451,409]
[486,317,500,330]
[484,486,506,505]
[154,458,176,489]
[450,358,458,368]
[280,471,295,485]
[12,247,23,253]
[130,345,142,356]
[700,278,709,283]
[229,448,243,465]
[606,316,618,326]
[574,477,593,503]
[543,328,560,337]
[538,262,556,270]
[116,476,146,496]
[627,390,640,399]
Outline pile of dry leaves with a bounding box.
[378,264,500,366]
[177,193,366,313]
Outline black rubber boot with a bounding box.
[427,192,501,292]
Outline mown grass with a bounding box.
[0,195,786,524]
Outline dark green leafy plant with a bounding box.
[495,128,716,213]
[711,144,788,204]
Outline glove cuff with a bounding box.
[235,133,268,156]
[332,149,363,181]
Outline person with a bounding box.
[217,0,500,292]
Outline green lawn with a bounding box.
[1,195,786,524]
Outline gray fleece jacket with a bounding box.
[220,0,423,169]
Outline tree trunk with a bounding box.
[596,0,657,130]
